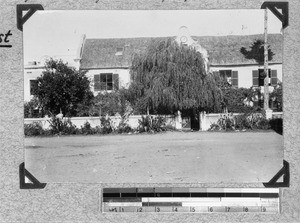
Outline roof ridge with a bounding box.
[84,33,282,40]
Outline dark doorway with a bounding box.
[190,109,200,131]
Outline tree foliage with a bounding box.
[240,39,275,65]
[32,59,94,117]
[87,89,129,116]
[24,97,43,118]
[270,82,282,111]
[128,38,223,115]
[216,78,262,113]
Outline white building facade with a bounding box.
[24,32,283,104]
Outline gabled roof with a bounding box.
[79,34,283,69]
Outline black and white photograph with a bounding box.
[23,9,284,184]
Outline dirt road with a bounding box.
[25,131,283,184]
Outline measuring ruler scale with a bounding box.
[102,188,280,213]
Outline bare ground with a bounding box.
[25,131,283,184]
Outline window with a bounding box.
[219,70,238,87]
[252,69,277,87]
[115,47,123,56]
[94,73,119,91]
[30,80,38,95]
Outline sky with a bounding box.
[23,10,282,67]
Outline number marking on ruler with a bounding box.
[102,188,280,213]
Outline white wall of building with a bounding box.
[24,64,282,102]
[84,68,131,95]
[211,64,282,91]
[24,67,44,102]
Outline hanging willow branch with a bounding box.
[129,38,223,114]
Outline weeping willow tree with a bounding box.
[128,38,223,117]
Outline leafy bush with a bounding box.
[270,83,282,112]
[80,121,97,135]
[208,123,221,131]
[88,89,132,117]
[24,98,43,118]
[216,113,235,131]
[209,112,273,131]
[138,115,166,133]
[100,116,113,134]
[255,117,271,130]
[234,114,251,130]
[117,117,133,134]
[24,122,45,136]
[48,116,79,135]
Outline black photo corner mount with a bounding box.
[263,160,290,188]
[19,162,47,189]
[16,4,44,31]
[261,1,289,29]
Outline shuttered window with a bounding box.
[232,71,238,87]
[258,69,268,86]
[271,70,278,86]
[112,73,119,90]
[252,70,259,86]
[94,74,101,91]
[253,69,276,87]
[94,73,119,91]
[219,70,238,87]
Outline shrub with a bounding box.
[210,111,273,131]
[216,113,235,131]
[80,121,95,135]
[270,83,282,112]
[100,116,113,134]
[117,118,133,134]
[48,116,79,135]
[88,89,132,117]
[24,98,43,118]
[208,123,221,131]
[233,114,251,130]
[24,122,44,136]
[138,115,166,133]
[256,117,271,130]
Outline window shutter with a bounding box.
[94,74,100,91]
[252,70,259,86]
[232,71,238,87]
[271,70,278,86]
[100,73,106,91]
[113,73,119,90]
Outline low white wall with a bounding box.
[24,115,177,130]
[25,112,282,131]
[200,111,283,131]
[200,113,241,131]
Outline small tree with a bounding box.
[240,39,275,65]
[240,39,276,110]
[32,59,94,117]
[129,38,223,117]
